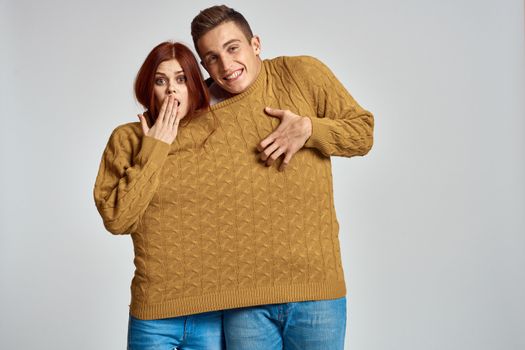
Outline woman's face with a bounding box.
[153,59,189,119]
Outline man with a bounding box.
[190,5,374,349]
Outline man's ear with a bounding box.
[251,35,261,55]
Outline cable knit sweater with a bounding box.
[94,56,374,320]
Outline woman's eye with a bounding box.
[176,75,187,84]
[155,78,166,85]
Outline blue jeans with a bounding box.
[223,297,347,350]
[127,310,225,350]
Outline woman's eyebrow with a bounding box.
[155,70,184,76]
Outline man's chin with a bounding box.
[220,83,245,95]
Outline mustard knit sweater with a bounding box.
[94,56,374,320]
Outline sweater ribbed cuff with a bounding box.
[135,136,170,167]
[304,116,333,155]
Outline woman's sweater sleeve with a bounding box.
[93,124,170,235]
[290,56,374,158]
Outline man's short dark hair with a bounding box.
[191,5,254,55]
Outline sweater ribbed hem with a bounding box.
[130,281,346,320]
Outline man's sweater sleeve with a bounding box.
[290,56,374,157]
[93,124,170,235]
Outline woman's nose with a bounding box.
[167,82,177,94]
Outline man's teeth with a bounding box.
[225,70,242,80]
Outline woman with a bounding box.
[93,42,223,350]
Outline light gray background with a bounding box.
[1,0,524,349]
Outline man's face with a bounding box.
[198,21,261,95]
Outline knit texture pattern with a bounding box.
[94,56,374,319]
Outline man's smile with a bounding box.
[223,68,244,81]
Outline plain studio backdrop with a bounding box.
[1,0,524,349]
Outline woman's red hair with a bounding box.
[134,42,210,125]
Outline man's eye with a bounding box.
[206,55,217,64]
[228,46,239,52]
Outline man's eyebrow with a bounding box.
[222,39,241,48]
[203,39,242,58]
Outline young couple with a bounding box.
[94,4,374,350]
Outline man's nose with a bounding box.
[218,54,232,72]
